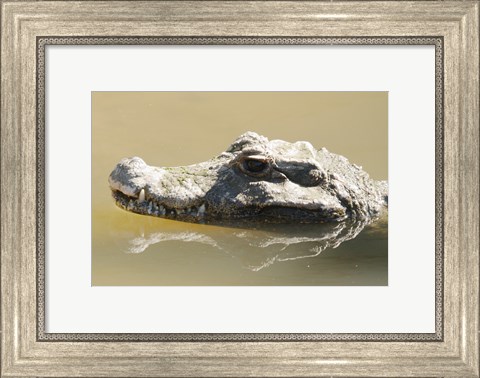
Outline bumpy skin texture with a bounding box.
[109,132,388,223]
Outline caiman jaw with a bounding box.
[111,188,207,221]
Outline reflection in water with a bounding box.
[94,211,387,285]
[126,220,371,272]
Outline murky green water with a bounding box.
[92,92,388,286]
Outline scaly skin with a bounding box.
[109,132,388,224]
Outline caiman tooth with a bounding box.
[198,204,206,216]
[138,188,145,202]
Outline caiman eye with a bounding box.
[237,156,272,177]
[244,159,267,173]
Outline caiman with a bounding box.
[108,132,388,223]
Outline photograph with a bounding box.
[92,91,388,286]
[2,0,478,373]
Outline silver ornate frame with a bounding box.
[36,36,444,343]
[2,2,478,377]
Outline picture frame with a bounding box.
[1,1,478,376]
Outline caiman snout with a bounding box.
[109,156,211,221]
[109,157,150,197]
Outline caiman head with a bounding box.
[109,132,388,224]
